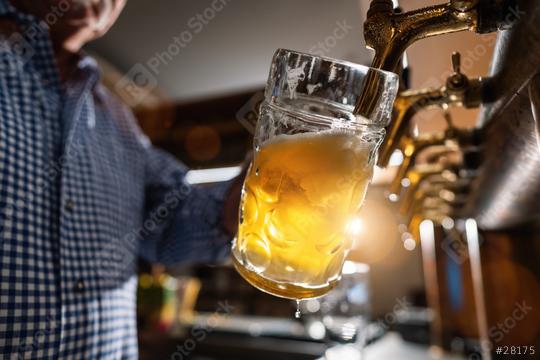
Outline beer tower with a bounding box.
[356,0,540,358]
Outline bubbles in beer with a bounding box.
[234,130,375,299]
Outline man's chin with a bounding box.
[41,0,124,50]
[49,22,105,51]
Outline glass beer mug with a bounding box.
[232,49,398,300]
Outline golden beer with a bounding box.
[232,49,398,300]
[232,130,376,299]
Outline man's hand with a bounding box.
[222,154,252,237]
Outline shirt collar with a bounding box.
[79,54,100,74]
[76,53,102,89]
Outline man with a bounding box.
[0,0,241,358]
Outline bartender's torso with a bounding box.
[0,8,147,359]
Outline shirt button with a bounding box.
[74,279,85,293]
[64,199,75,212]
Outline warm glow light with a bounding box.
[389,149,404,166]
[398,224,408,233]
[307,321,326,340]
[306,299,321,313]
[441,217,455,230]
[346,217,364,236]
[401,232,413,241]
[442,170,457,182]
[440,189,456,202]
[388,193,399,202]
[342,261,370,275]
[403,238,416,251]
[401,178,411,188]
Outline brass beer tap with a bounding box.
[404,181,470,220]
[388,131,454,200]
[404,186,465,242]
[398,164,454,215]
[379,52,483,167]
[389,124,482,200]
[364,1,478,73]
[355,0,479,118]
[400,161,474,241]
[354,0,515,119]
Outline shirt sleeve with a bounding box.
[139,145,233,267]
[102,89,234,267]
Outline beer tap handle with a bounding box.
[447,51,468,90]
[445,51,486,108]
[452,51,461,75]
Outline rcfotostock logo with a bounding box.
[116,0,232,106]
[0,33,35,64]
[308,19,354,57]
[236,91,264,134]
[170,301,235,360]
[488,301,532,343]
[96,185,191,281]
[16,315,58,359]
[441,228,484,265]
[115,64,159,107]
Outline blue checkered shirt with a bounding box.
[0,1,232,359]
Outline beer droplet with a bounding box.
[295,300,302,319]
[255,167,260,176]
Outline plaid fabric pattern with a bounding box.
[0,1,231,359]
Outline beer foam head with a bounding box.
[261,129,374,150]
